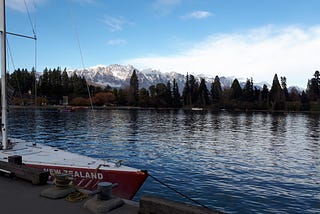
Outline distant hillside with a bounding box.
[68,64,303,93]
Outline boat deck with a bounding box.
[0,139,136,172]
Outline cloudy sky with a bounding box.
[5,0,320,87]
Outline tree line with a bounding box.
[6,67,320,111]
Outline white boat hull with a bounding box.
[0,139,148,199]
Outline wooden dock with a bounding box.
[0,156,221,214]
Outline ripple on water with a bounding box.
[7,109,320,213]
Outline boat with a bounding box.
[0,0,147,200]
[191,107,203,111]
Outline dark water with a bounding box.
[7,109,320,213]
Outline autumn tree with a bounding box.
[92,92,115,106]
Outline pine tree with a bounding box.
[189,75,199,105]
[61,68,69,94]
[172,79,182,108]
[261,84,269,102]
[307,70,320,101]
[281,76,289,101]
[128,69,139,106]
[301,90,310,111]
[165,81,173,107]
[139,88,150,107]
[197,78,210,107]
[269,74,285,110]
[230,78,242,100]
[242,78,254,101]
[182,74,191,106]
[211,75,222,103]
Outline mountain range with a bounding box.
[68,64,302,93]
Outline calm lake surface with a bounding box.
[7,109,320,213]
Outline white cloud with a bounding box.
[6,0,47,12]
[103,16,132,32]
[126,25,320,88]
[182,11,213,19]
[152,0,181,16]
[106,39,127,46]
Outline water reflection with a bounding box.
[306,113,320,139]
[6,109,320,214]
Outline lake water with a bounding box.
[7,109,320,213]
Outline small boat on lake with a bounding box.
[191,107,203,111]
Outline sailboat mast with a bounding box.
[0,0,8,150]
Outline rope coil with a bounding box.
[65,191,88,202]
[54,173,72,189]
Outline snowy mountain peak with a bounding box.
[67,64,283,92]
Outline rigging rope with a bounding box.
[6,38,23,102]
[23,0,36,37]
[23,0,37,105]
[68,2,107,150]
[144,171,211,210]
[68,4,94,111]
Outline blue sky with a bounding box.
[5,0,320,88]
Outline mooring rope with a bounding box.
[65,191,88,202]
[144,171,211,210]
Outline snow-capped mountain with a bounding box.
[68,64,296,93]
[69,64,135,88]
[68,64,187,91]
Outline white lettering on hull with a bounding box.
[43,168,104,180]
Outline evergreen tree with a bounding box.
[155,83,168,107]
[269,74,285,110]
[182,74,191,106]
[230,78,242,100]
[189,74,199,105]
[116,88,128,105]
[128,69,139,106]
[197,78,210,107]
[307,70,320,101]
[61,68,70,94]
[172,79,182,108]
[281,76,289,101]
[261,84,269,102]
[139,88,150,107]
[149,85,156,107]
[253,87,260,102]
[242,78,254,101]
[165,81,173,107]
[38,67,50,96]
[211,75,222,103]
[301,90,310,111]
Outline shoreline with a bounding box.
[8,104,320,114]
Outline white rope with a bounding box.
[68,4,94,111]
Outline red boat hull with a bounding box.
[27,164,148,200]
